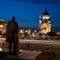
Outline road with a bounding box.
[0,37,60,46]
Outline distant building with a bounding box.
[0,20,8,35]
[0,20,36,38]
[39,8,51,34]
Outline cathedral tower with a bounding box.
[39,8,51,34]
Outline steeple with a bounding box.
[43,8,49,15]
[39,8,51,34]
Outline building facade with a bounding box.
[0,20,8,35]
[39,8,51,34]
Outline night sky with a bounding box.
[0,0,60,30]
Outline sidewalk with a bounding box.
[0,50,42,60]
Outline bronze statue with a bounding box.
[6,16,18,55]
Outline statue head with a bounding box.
[12,16,16,22]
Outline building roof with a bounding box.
[0,20,8,24]
[43,8,49,15]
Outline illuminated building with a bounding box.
[39,8,51,34]
[0,20,8,35]
[0,20,35,37]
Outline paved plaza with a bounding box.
[0,38,60,60]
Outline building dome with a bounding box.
[43,8,49,15]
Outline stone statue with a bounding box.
[6,16,18,56]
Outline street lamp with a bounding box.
[20,30,23,33]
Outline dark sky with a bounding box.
[0,0,60,29]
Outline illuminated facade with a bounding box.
[0,20,8,35]
[39,8,51,34]
[0,20,37,37]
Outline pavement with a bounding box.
[0,50,42,60]
[0,50,59,60]
[0,38,60,60]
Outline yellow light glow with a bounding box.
[34,30,37,33]
[28,30,30,34]
[43,15,49,20]
[26,30,28,32]
[41,23,51,34]
[0,25,3,28]
[4,29,6,33]
[0,47,3,51]
[20,30,23,33]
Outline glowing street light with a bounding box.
[34,30,37,33]
[20,30,23,33]
[26,30,28,33]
